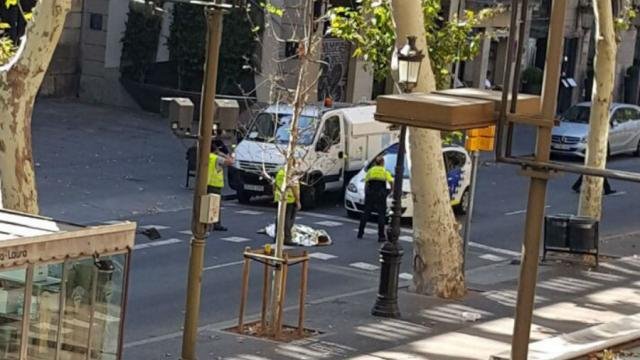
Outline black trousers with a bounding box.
[358,193,387,240]
[275,203,297,244]
[207,186,223,226]
[572,175,613,194]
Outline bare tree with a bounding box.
[0,0,71,214]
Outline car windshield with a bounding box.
[246,113,317,144]
[274,116,317,145]
[562,105,591,124]
[368,143,410,179]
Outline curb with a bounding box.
[222,193,237,201]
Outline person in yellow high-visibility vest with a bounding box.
[273,166,301,245]
[208,142,234,231]
[357,156,393,242]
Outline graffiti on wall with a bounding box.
[318,38,351,102]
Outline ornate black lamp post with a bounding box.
[372,36,424,318]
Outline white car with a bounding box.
[551,102,640,158]
[344,142,472,219]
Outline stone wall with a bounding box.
[40,0,83,97]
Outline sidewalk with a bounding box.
[123,250,640,360]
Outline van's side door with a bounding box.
[623,107,640,152]
[316,115,345,190]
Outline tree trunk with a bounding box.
[578,2,616,220]
[0,0,71,214]
[390,0,465,298]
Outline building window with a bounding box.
[89,13,103,31]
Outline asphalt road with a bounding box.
[31,100,640,350]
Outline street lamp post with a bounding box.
[175,1,230,359]
[372,36,423,318]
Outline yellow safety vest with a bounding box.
[365,165,393,183]
[274,169,296,204]
[208,154,224,188]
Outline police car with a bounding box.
[344,142,472,219]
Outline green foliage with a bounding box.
[168,4,261,92]
[120,4,162,82]
[0,36,16,65]
[328,0,503,89]
[615,0,637,36]
[521,66,543,85]
[262,2,284,17]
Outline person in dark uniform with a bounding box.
[357,156,394,242]
[572,175,616,195]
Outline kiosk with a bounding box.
[0,209,135,360]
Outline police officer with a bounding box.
[208,142,234,231]
[274,167,301,245]
[357,156,393,242]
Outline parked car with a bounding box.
[344,142,472,219]
[229,103,398,209]
[551,102,640,158]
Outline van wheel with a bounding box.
[237,190,251,204]
[454,189,470,215]
[634,140,640,157]
[300,185,318,210]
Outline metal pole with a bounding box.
[181,6,224,360]
[372,125,406,318]
[462,149,479,274]
[511,1,566,359]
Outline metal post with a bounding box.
[372,125,406,318]
[181,5,224,360]
[511,1,566,359]
[462,149,480,273]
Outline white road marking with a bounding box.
[607,191,627,197]
[315,220,344,227]
[133,238,182,250]
[399,235,413,242]
[102,220,122,225]
[479,253,508,262]
[139,225,170,230]
[203,260,244,271]
[235,210,263,215]
[309,252,337,260]
[469,241,520,257]
[399,272,413,280]
[179,230,192,235]
[349,262,379,271]
[221,236,251,243]
[505,205,551,216]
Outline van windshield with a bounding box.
[246,113,317,145]
[562,106,591,124]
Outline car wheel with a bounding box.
[635,140,640,157]
[237,190,251,204]
[454,189,470,215]
[346,210,360,219]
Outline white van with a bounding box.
[228,103,398,208]
[344,142,472,218]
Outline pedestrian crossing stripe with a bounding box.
[179,230,192,235]
[134,238,182,250]
[309,252,337,260]
[399,272,413,280]
[349,262,379,271]
[235,210,263,215]
[479,253,507,262]
[315,220,344,227]
[399,235,412,242]
[221,236,251,243]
